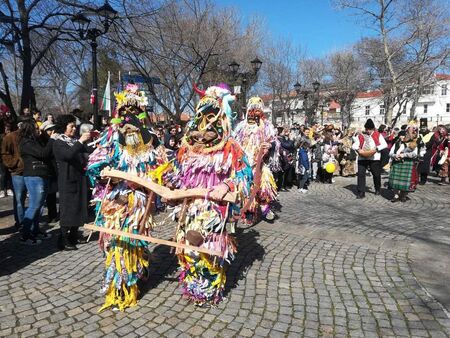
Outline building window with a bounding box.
[365,105,370,116]
[424,104,428,114]
[442,84,448,96]
[423,85,434,95]
[446,103,450,113]
[379,105,385,115]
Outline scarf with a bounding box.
[57,134,78,147]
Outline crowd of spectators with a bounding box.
[0,105,449,248]
[273,121,450,194]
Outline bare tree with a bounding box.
[326,49,370,127]
[0,0,74,117]
[337,0,450,126]
[0,0,162,118]
[110,0,262,122]
[262,38,301,125]
[298,57,327,87]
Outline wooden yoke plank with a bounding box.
[84,223,222,256]
[101,169,238,203]
[85,168,238,257]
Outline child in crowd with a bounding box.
[296,140,311,193]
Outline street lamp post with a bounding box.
[228,57,262,119]
[71,1,117,130]
[319,103,325,125]
[294,81,321,126]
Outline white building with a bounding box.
[351,74,450,128]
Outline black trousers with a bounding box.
[357,160,382,194]
[46,192,58,220]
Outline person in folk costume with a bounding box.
[321,128,338,183]
[86,84,164,311]
[416,125,435,185]
[429,125,449,185]
[436,129,450,185]
[166,84,252,306]
[388,125,419,202]
[352,118,388,199]
[430,125,448,170]
[232,96,279,224]
[338,127,357,177]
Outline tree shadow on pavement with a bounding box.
[0,224,18,236]
[343,184,395,201]
[0,227,60,277]
[138,244,178,299]
[138,228,266,300]
[224,228,265,297]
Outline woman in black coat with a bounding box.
[18,119,54,244]
[53,115,91,250]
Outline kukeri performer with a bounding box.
[233,96,279,224]
[86,84,163,311]
[166,84,252,305]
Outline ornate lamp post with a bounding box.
[319,103,326,125]
[293,81,321,126]
[312,81,321,124]
[71,1,117,129]
[228,57,262,119]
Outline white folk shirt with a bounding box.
[352,131,388,161]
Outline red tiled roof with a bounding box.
[356,90,383,98]
[260,94,273,102]
[329,100,340,109]
[435,73,450,80]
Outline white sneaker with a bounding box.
[6,189,13,196]
[0,191,5,198]
[265,210,275,221]
[300,189,308,193]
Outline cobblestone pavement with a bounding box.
[0,175,449,337]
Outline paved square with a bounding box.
[0,176,449,337]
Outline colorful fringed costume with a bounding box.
[168,84,252,305]
[233,97,278,223]
[86,84,161,311]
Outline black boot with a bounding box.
[57,229,65,250]
[57,227,77,251]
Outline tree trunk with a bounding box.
[379,0,398,126]
[0,62,17,119]
[18,1,35,114]
[271,103,277,126]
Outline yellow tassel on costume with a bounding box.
[148,162,172,184]
[98,243,149,312]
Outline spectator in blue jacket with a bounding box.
[296,139,310,193]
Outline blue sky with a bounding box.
[217,0,374,57]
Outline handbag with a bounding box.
[438,148,448,165]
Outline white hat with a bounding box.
[40,120,56,131]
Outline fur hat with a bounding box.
[364,119,375,130]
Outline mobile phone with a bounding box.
[90,130,100,138]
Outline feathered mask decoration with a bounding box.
[184,84,236,152]
[114,84,148,112]
[193,83,236,130]
[246,96,266,124]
